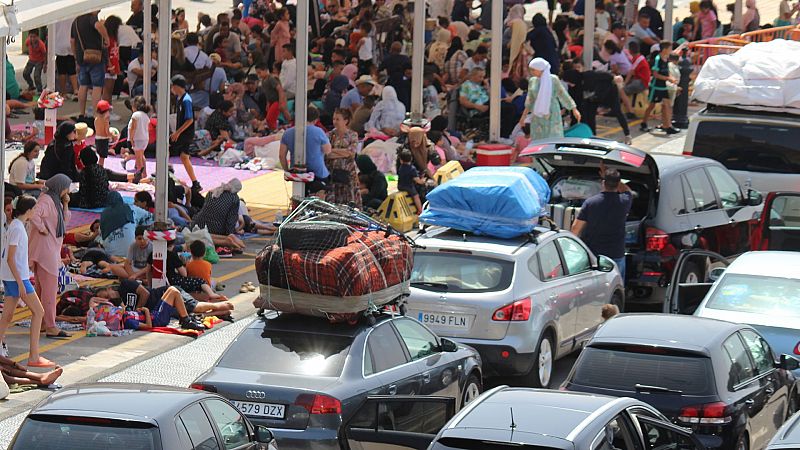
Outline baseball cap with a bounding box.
[356,75,376,86]
[96,100,112,113]
[335,38,346,47]
[171,74,187,88]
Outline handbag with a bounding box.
[74,21,103,65]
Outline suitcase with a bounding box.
[563,206,581,229]
[549,203,566,229]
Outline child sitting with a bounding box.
[397,150,425,214]
[186,240,213,286]
[123,225,152,281]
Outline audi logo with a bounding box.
[245,390,267,399]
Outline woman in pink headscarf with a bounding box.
[742,0,760,31]
[342,63,359,87]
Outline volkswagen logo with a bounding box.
[245,390,267,399]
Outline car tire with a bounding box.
[611,290,625,313]
[679,261,703,284]
[788,392,798,420]
[461,373,482,408]
[524,332,554,389]
[735,432,749,450]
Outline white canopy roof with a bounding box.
[0,0,127,35]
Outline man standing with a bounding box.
[279,105,332,197]
[71,11,110,121]
[170,75,200,191]
[571,164,632,281]
[55,19,80,100]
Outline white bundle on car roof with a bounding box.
[693,39,800,114]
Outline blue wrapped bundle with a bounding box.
[419,167,551,238]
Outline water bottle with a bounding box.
[86,307,96,337]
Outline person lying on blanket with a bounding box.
[96,282,235,323]
[64,220,101,248]
[109,286,208,331]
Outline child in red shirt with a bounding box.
[23,29,46,92]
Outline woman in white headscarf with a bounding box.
[518,58,581,140]
[365,86,407,136]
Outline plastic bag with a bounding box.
[88,320,112,337]
[219,148,246,167]
[182,225,214,249]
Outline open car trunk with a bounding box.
[521,138,659,248]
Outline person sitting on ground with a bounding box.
[70,148,110,209]
[77,247,128,279]
[109,285,206,331]
[459,68,490,117]
[1,356,63,394]
[8,141,45,197]
[397,150,426,214]
[356,155,387,210]
[39,122,79,182]
[124,225,152,282]
[164,240,227,302]
[201,99,236,156]
[364,86,407,136]
[191,179,247,253]
[350,95,376,136]
[186,240,213,286]
[100,191,154,258]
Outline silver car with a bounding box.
[406,226,624,388]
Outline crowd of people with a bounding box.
[0,0,792,392]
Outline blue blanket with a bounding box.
[71,195,134,213]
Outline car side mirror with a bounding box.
[440,338,458,353]
[746,189,763,207]
[595,255,615,273]
[255,425,274,443]
[778,354,800,371]
[708,267,726,282]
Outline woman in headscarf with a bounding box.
[342,63,359,87]
[742,0,760,31]
[28,174,73,339]
[506,4,530,83]
[323,75,352,119]
[518,58,581,141]
[357,154,388,210]
[38,122,79,182]
[326,108,362,207]
[270,8,291,63]
[527,14,560,75]
[428,29,451,71]
[70,148,110,209]
[365,86,407,136]
[100,191,153,258]
[192,179,246,252]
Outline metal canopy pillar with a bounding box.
[733,0,743,32]
[47,23,56,90]
[153,0,170,225]
[292,0,309,199]
[582,0,596,69]
[664,0,674,41]
[410,0,425,122]
[1,3,20,218]
[488,0,502,142]
[143,0,152,105]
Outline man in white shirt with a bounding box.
[127,47,158,96]
[54,19,79,99]
[279,44,297,100]
[183,33,212,69]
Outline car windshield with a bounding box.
[704,273,800,318]
[571,347,715,395]
[217,328,352,377]
[411,253,514,293]
[693,121,800,174]
[11,416,160,450]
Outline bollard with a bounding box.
[147,228,177,288]
[672,49,693,129]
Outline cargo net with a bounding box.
[255,198,414,321]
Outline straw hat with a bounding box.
[355,75,376,86]
[75,122,94,140]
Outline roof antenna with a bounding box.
[509,407,517,430]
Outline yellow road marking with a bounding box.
[12,331,87,363]
[216,264,256,283]
[596,119,643,138]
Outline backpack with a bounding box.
[90,303,124,331]
[56,288,95,317]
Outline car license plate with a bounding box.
[418,312,470,329]
[233,401,286,419]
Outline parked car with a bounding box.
[683,105,800,194]
[340,387,707,450]
[191,312,482,450]
[407,225,623,388]
[562,314,800,450]
[669,250,800,380]
[768,410,800,449]
[520,138,764,303]
[7,383,277,450]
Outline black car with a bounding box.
[563,314,800,450]
[340,387,707,449]
[522,138,764,304]
[7,383,277,450]
[192,312,482,450]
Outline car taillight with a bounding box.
[646,227,669,252]
[794,341,800,355]
[682,150,693,156]
[492,297,531,321]
[296,394,342,415]
[190,383,217,393]
[679,402,732,424]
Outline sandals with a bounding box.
[214,283,226,292]
[28,357,56,368]
[239,282,257,293]
[46,330,72,340]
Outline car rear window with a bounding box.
[411,253,514,293]
[705,273,800,318]
[572,347,715,395]
[12,415,160,450]
[432,440,560,450]
[692,121,800,174]
[217,328,352,377]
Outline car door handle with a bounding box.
[766,387,775,395]
[549,293,558,301]
[388,384,397,395]
[423,372,431,384]
[745,399,755,406]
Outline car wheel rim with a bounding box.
[737,437,747,450]
[684,272,700,283]
[464,383,480,404]
[539,339,552,387]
